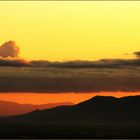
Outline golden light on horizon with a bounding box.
[0,1,140,61]
[0,92,140,105]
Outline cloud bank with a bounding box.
[0,58,29,67]
[134,51,140,58]
[2,59,140,68]
[0,41,140,93]
[0,66,139,93]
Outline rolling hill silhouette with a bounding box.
[1,95,140,138]
[5,95,140,124]
[0,100,73,116]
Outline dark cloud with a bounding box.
[0,66,139,93]
[30,60,50,67]
[0,41,20,58]
[2,59,140,68]
[29,59,140,68]
[0,58,29,67]
[0,74,140,93]
[134,51,140,58]
[45,59,140,68]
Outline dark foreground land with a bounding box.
[1,95,140,138]
[0,123,140,138]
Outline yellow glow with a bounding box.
[0,1,140,61]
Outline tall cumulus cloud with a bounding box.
[0,41,20,58]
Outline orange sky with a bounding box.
[0,92,140,105]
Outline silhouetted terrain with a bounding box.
[0,95,140,138]
[0,100,73,116]
[8,95,140,124]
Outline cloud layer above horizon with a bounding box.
[0,66,140,93]
[0,41,140,93]
[0,41,140,68]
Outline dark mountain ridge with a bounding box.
[1,95,140,138]
[3,95,140,125]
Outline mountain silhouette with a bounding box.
[5,95,140,124]
[1,95,140,138]
[0,100,73,116]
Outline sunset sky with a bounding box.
[0,1,140,61]
[0,1,140,105]
[1,92,140,105]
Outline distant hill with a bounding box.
[6,95,140,124]
[0,100,73,116]
[1,95,140,138]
